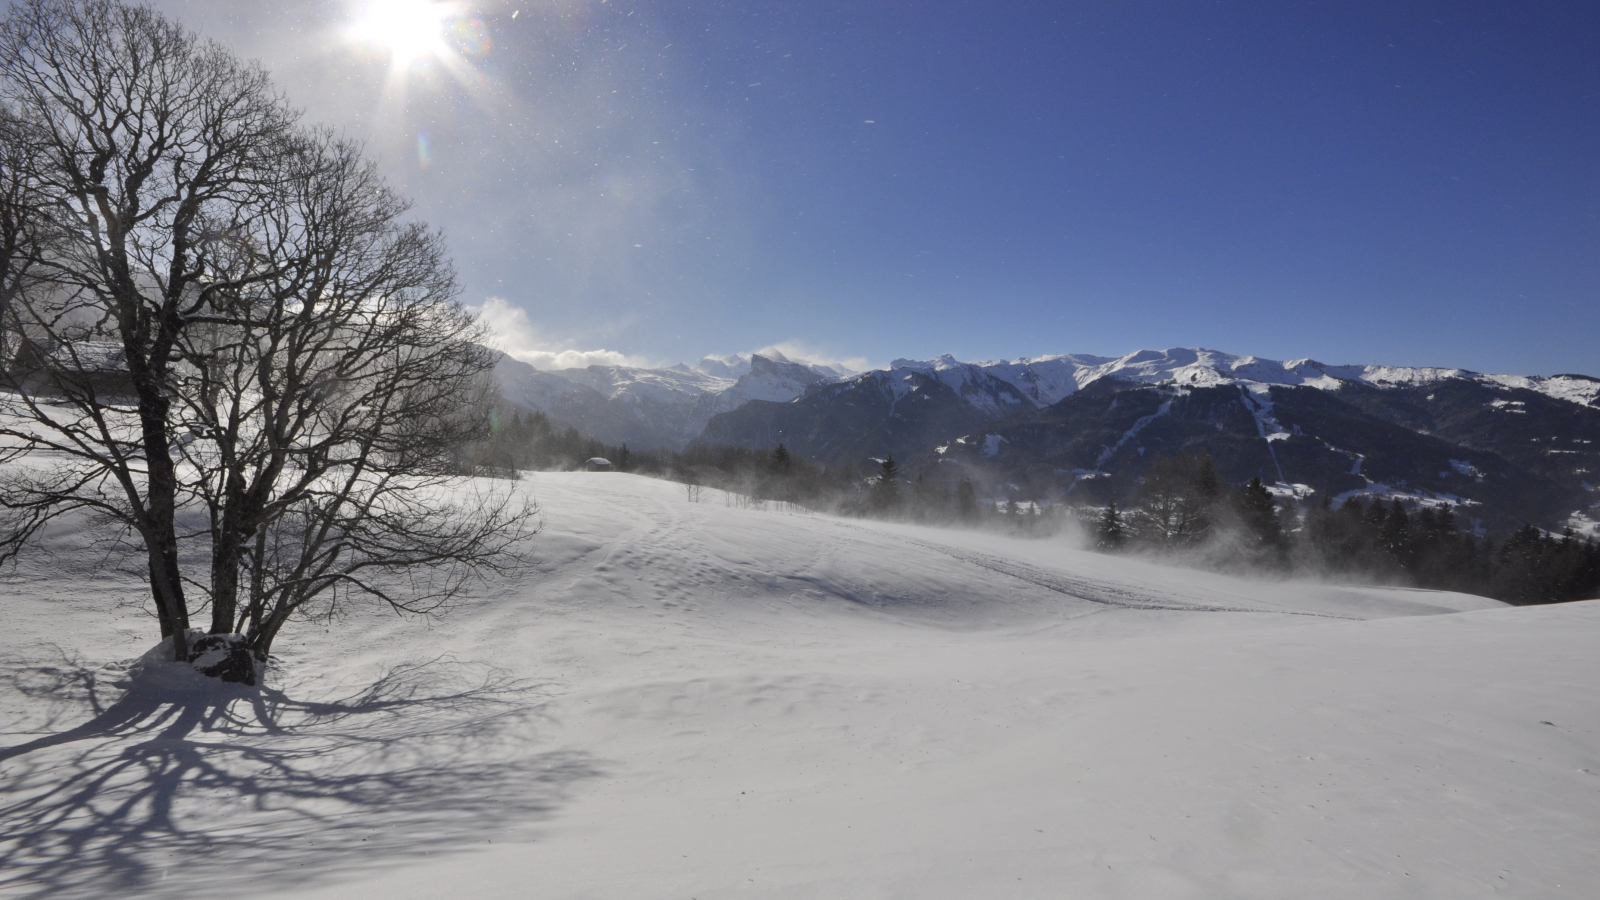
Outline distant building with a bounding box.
[584,457,614,472]
[6,339,137,398]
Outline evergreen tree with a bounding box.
[1380,501,1411,569]
[911,474,932,521]
[931,478,954,522]
[1293,494,1336,571]
[955,478,978,521]
[1278,498,1302,536]
[1331,497,1370,570]
[871,456,901,512]
[1193,457,1222,506]
[1232,477,1283,555]
[1360,498,1389,533]
[1096,501,1126,550]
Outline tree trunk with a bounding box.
[251,604,290,662]
[208,475,247,633]
[136,367,190,660]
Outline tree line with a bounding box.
[472,403,1596,605]
[469,414,869,509]
[1093,451,1600,606]
[475,410,1069,534]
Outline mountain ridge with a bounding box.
[493,349,845,450]
[494,345,1599,535]
[884,347,1600,410]
[496,346,1600,448]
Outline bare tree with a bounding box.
[0,0,297,661]
[0,106,50,373]
[170,131,536,663]
[0,0,536,679]
[1132,451,1220,547]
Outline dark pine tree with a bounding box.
[871,456,901,512]
[955,478,978,522]
[1193,456,1222,507]
[1379,501,1412,570]
[1233,477,1283,555]
[1096,501,1126,550]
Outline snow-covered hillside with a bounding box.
[4,473,1597,899]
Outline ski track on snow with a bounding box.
[833,522,1358,619]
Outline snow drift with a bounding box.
[1,472,1596,899]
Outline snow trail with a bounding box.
[1095,399,1172,469]
[1240,384,1288,485]
[893,536,1360,619]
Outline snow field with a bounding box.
[1,472,1596,899]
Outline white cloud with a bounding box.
[471,298,877,376]
[468,297,654,371]
[751,342,874,376]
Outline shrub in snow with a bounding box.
[187,633,257,685]
[134,630,259,687]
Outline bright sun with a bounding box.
[348,0,457,68]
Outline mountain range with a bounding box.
[496,347,1600,536]
[493,350,846,451]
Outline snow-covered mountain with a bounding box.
[893,347,1600,411]
[888,353,1111,411]
[497,344,1598,453]
[695,347,1600,535]
[494,350,844,450]
[701,347,1600,459]
[496,346,1598,531]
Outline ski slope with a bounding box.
[2,472,1597,899]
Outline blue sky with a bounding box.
[159,0,1597,375]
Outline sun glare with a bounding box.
[348,0,458,69]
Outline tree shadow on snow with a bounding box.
[0,649,599,899]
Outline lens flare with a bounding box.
[348,0,457,69]
[449,17,492,58]
[417,132,431,169]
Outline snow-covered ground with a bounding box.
[2,473,1597,899]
